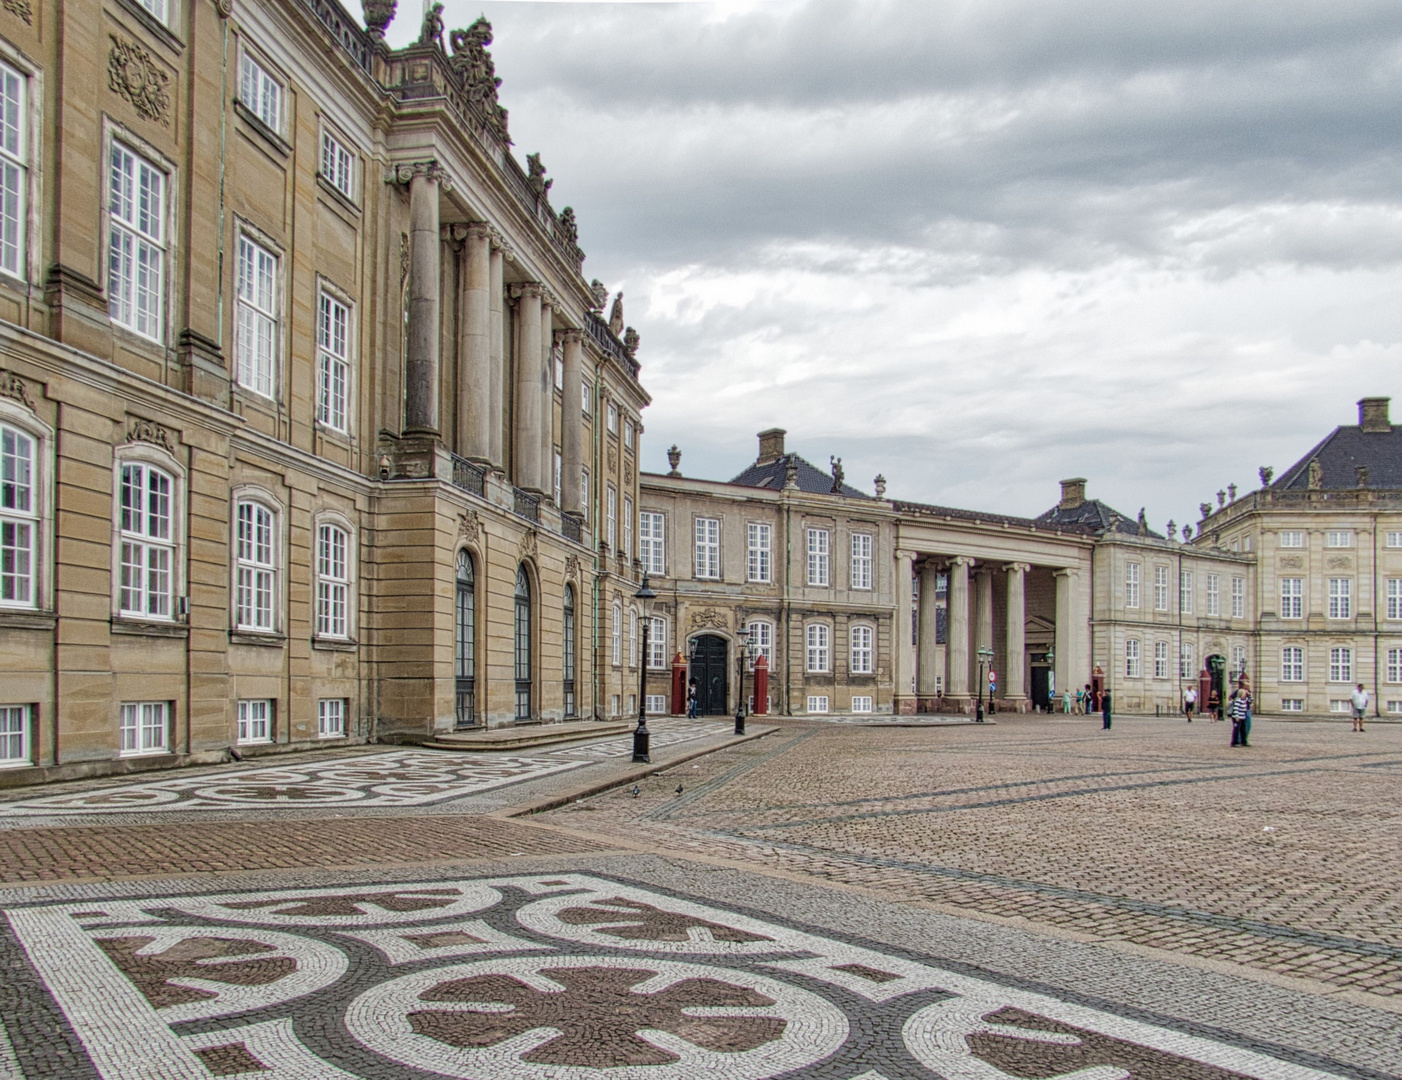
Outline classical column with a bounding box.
[561,328,584,515]
[512,283,543,492]
[894,549,916,712]
[405,165,443,435]
[1004,563,1030,707]
[1054,568,1075,700]
[540,298,556,498]
[917,560,941,698]
[946,556,973,698]
[488,243,505,468]
[458,223,492,462]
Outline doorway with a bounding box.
[690,634,729,716]
[1030,665,1051,711]
[1206,654,1226,715]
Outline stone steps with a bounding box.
[422,718,639,752]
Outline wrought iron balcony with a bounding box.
[513,487,540,522]
[450,454,486,497]
[561,513,583,544]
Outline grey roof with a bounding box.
[730,454,870,498]
[1036,499,1162,538]
[1274,424,1402,490]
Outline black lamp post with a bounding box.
[734,625,752,736]
[975,643,993,722]
[632,574,656,763]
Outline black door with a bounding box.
[1206,654,1226,712]
[690,634,729,716]
[1030,666,1051,711]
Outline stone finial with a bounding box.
[1357,464,1370,489]
[1308,459,1322,490]
[1167,519,1177,540]
[417,1,443,46]
[829,456,845,493]
[1259,465,1274,488]
[623,327,640,358]
[1137,508,1148,536]
[362,0,396,39]
[1216,489,1226,508]
[1182,523,1193,541]
[1199,502,1212,519]
[1227,482,1237,502]
[447,18,509,140]
[874,474,887,499]
[588,280,608,312]
[784,458,799,490]
[666,445,681,477]
[608,292,624,336]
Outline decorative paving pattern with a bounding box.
[0,872,1363,1079]
[0,721,728,820]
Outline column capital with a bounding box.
[949,555,977,569]
[1053,566,1078,578]
[440,223,470,245]
[510,282,544,300]
[541,288,562,311]
[895,548,917,563]
[1004,561,1032,575]
[387,160,451,189]
[558,327,584,347]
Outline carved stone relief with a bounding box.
[519,529,537,562]
[1326,555,1353,570]
[607,447,617,473]
[1278,555,1305,569]
[0,368,35,410]
[2,0,32,24]
[109,36,170,125]
[457,509,480,547]
[689,607,728,631]
[126,418,175,453]
[564,555,580,581]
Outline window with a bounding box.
[694,517,719,579]
[639,512,665,575]
[624,420,634,450]
[1232,644,1247,677]
[807,528,830,586]
[0,704,27,765]
[456,551,475,726]
[1281,699,1304,712]
[1179,642,1194,679]
[1390,700,1402,714]
[1387,531,1402,548]
[629,608,638,668]
[623,496,633,560]
[647,616,667,669]
[580,469,589,522]
[1330,698,1351,713]
[135,0,167,25]
[316,523,350,639]
[235,500,276,632]
[119,701,167,756]
[1153,565,1168,611]
[645,695,667,715]
[1153,641,1169,679]
[1281,646,1305,682]
[0,63,26,278]
[747,522,771,583]
[316,291,350,432]
[1125,638,1140,678]
[1,424,36,607]
[1279,531,1304,548]
[1280,578,1303,619]
[239,53,282,132]
[1388,579,1402,620]
[236,699,271,745]
[320,128,354,199]
[318,698,345,738]
[554,351,563,390]
[1231,576,1245,619]
[851,533,873,590]
[513,567,531,721]
[1179,571,1194,615]
[747,620,773,668]
[850,625,874,674]
[235,234,278,397]
[1387,647,1402,684]
[108,143,166,341]
[1206,574,1219,616]
[806,695,830,714]
[1325,531,1354,549]
[610,694,620,717]
[554,452,562,506]
[1328,578,1352,619]
[1125,562,1140,609]
[851,696,874,714]
[582,382,591,415]
[118,462,173,619]
[611,600,622,666]
[1329,646,1353,683]
[606,402,618,434]
[806,623,830,672]
[605,486,617,549]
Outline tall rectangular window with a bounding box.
[806,623,830,672]
[1179,642,1194,679]
[623,496,633,559]
[1206,574,1219,616]
[639,512,665,575]
[317,292,350,431]
[850,625,874,674]
[1179,570,1194,614]
[605,486,616,549]
[0,704,27,765]
[644,616,666,669]
[1153,640,1168,679]
[1325,530,1354,549]
[1153,565,1169,611]
[1388,579,1402,620]
[316,523,349,639]
[554,451,562,506]
[119,701,167,756]
[1279,531,1304,548]
[235,501,275,631]
[1328,578,1352,619]
[1281,646,1304,682]
[318,698,345,738]
[611,601,621,666]
[850,533,873,590]
[747,620,773,667]
[606,402,618,433]
[1388,648,1402,684]
[235,235,278,397]
[1125,638,1140,678]
[108,143,165,341]
[807,528,830,586]
[1,424,35,607]
[1387,531,1402,548]
[240,53,282,132]
[119,463,173,619]
[1329,646,1353,683]
[580,469,589,522]
[1280,578,1303,619]
[1231,576,1245,618]
[747,522,771,583]
[624,420,634,450]
[694,517,720,579]
[1125,562,1140,609]
[237,699,272,744]
[320,129,354,199]
[0,63,26,278]
[1232,644,1247,676]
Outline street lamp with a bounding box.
[976,644,994,722]
[734,625,753,736]
[632,574,656,763]
[1045,647,1055,713]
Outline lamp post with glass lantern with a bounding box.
[734,625,753,736]
[632,575,656,763]
[976,643,994,722]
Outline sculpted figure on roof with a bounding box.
[449,18,510,140]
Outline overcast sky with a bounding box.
[388,0,1402,528]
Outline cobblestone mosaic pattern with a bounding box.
[0,872,1363,1079]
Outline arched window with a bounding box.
[234,499,277,632]
[120,462,175,619]
[514,566,531,721]
[315,523,349,639]
[455,551,475,728]
[563,584,576,718]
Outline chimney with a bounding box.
[1359,397,1391,433]
[757,428,787,465]
[1059,477,1087,510]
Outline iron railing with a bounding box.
[561,513,583,544]
[513,487,540,522]
[295,0,372,73]
[584,312,640,381]
[450,454,486,497]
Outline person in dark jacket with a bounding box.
[686,678,699,719]
[1101,689,1112,730]
[1229,682,1252,746]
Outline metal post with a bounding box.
[735,646,746,736]
[632,575,656,763]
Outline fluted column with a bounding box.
[917,560,941,697]
[405,165,443,435]
[975,568,994,697]
[561,328,584,515]
[946,556,973,698]
[488,243,505,468]
[458,223,492,462]
[540,298,555,498]
[512,283,543,492]
[1005,562,1030,706]
[1054,568,1075,700]
[894,549,916,713]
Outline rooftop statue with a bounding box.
[589,280,609,312]
[559,206,579,246]
[417,1,443,47]
[609,293,624,336]
[830,456,844,493]
[362,0,397,40]
[448,18,509,141]
[526,153,552,199]
[623,327,640,358]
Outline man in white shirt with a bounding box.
[1183,686,1197,723]
[1351,683,1370,733]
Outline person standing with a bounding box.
[1352,683,1370,733]
[686,678,699,719]
[1229,682,1252,747]
[1183,685,1197,722]
[1063,688,1072,714]
[1101,688,1113,730]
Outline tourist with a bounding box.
[1101,688,1113,730]
[1229,682,1252,747]
[1063,688,1072,714]
[1183,685,1196,723]
[686,678,699,719]
[1352,683,1369,733]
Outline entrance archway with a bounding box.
[689,634,729,716]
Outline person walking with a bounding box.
[1183,685,1197,723]
[1229,682,1252,747]
[1074,687,1084,714]
[1352,683,1370,733]
[1101,688,1113,730]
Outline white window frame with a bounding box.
[319,126,355,201]
[116,457,178,621]
[1179,642,1194,680]
[1125,562,1140,609]
[315,518,352,640]
[0,61,27,280]
[236,699,273,745]
[234,497,278,633]
[1153,640,1169,679]
[0,703,29,766]
[318,698,346,738]
[119,701,168,757]
[1387,531,1402,548]
[1125,638,1140,678]
[582,381,591,416]
[1281,645,1305,683]
[629,606,638,668]
[107,139,167,343]
[623,496,633,560]
[554,451,562,506]
[851,695,874,714]
[1232,644,1247,676]
[0,418,40,609]
[1153,565,1169,611]
[850,624,874,674]
[694,517,720,580]
[580,469,589,523]
[316,286,352,433]
[1281,698,1304,712]
[606,401,618,434]
[645,615,667,670]
[1387,647,1402,685]
[850,532,873,590]
[1325,530,1354,549]
[1206,574,1219,616]
[235,231,279,399]
[639,511,665,576]
[1387,579,1402,621]
[624,419,634,450]
[806,622,831,673]
[239,49,284,134]
[1179,570,1194,615]
[807,528,830,587]
[1328,578,1352,620]
[747,522,771,583]
[1231,576,1245,619]
[806,695,830,714]
[611,600,622,666]
[747,619,773,669]
[135,0,169,25]
[1329,646,1353,683]
[645,694,668,715]
[1279,531,1305,548]
[1280,578,1303,619]
[605,485,617,550]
